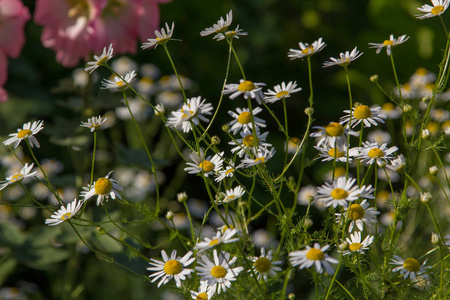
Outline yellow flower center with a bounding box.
[196,293,208,300]
[334,167,346,178]
[348,204,365,220]
[306,248,324,261]
[368,148,384,158]
[94,177,113,195]
[254,257,272,273]
[301,46,314,54]
[415,67,427,76]
[237,111,252,124]
[349,243,363,252]
[10,173,23,182]
[181,109,197,120]
[354,105,372,120]
[382,102,395,111]
[115,80,124,87]
[331,188,349,200]
[432,5,445,15]
[255,157,266,163]
[328,148,344,158]
[209,239,219,246]
[225,31,237,38]
[403,258,420,272]
[226,195,237,201]
[426,121,439,134]
[199,160,214,172]
[238,80,256,92]
[276,91,290,98]
[289,137,300,145]
[225,168,235,175]
[211,265,227,278]
[383,40,394,46]
[61,212,72,220]
[243,135,256,147]
[325,122,344,137]
[17,129,32,139]
[164,260,182,275]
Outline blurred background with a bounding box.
[0,0,447,299]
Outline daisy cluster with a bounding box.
[3,1,450,298]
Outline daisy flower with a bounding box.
[340,105,386,128]
[195,250,244,294]
[142,22,175,49]
[84,44,113,73]
[314,144,351,162]
[289,243,338,274]
[323,47,363,68]
[368,34,409,55]
[240,147,276,168]
[223,79,266,105]
[166,96,213,133]
[341,231,375,255]
[229,130,272,157]
[367,129,392,145]
[194,229,240,251]
[250,248,282,282]
[200,10,233,36]
[315,177,363,208]
[336,200,380,232]
[310,122,358,148]
[4,120,44,148]
[184,150,224,177]
[190,281,216,300]
[380,102,402,119]
[218,186,245,204]
[227,107,266,135]
[286,137,301,154]
[288,37,326,60]
[351,141,398,167]
[82,171,123,205]
[101,70,137,90]
[416,0,449,19]
[80,115,107,132]
[215,162,237,182]
[264,81,302,103]
[45,198,83,226]
[386,154,406,173]
[390,256,429,280]
[0,163,37,190]
[147,250,195,288]
[213,25,247,41]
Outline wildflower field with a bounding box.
[2,0,450,299]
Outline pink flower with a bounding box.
[34,0,171,68]
[0,0,30,102]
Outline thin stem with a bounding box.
[90,131,97,186]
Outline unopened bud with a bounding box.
[166,211,174,220]
[288,293,296,300]
[177,192,188,203]
[211,136,221,145]
[403,104,412,113]
[420,192,432,203]
[422,129,430,139]
[154,103,165,116]
[339,241,349,250]
[429,166,438,175]
[370,74,378,83]
[304,107,314,116]
[431,232,439,244]
[222,124,230,132]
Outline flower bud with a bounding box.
[288,293,296,300]
[429,166,438,175]
[166,211,174,220]
[177,192,188,203]
[370,74,379,83]
[211,135,221,145]
[431,232,439,244]
[422,129,430,139]
[403,104,412,113]
[304,107,314,116]
[420,192,432,203]
[222,124,230,132]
